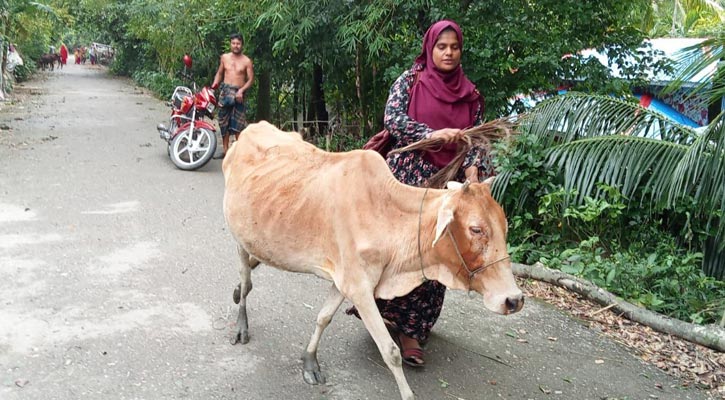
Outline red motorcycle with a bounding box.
[157,55,218,170]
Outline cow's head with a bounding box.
[432,178,524,315]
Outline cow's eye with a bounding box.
[470,226,483,235]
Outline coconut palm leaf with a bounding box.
[663,35,724,105]
[546,135,688,206]
[670,112,725,213]
[520,92,698,146]
[505,92,725,243]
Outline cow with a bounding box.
[38,53,60,71]
[222,121,524,400]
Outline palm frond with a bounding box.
[519,92,698,146]
[516,91,725,247]
[546,135,688,206]
[663,36,724,105]
[670,113,725,242]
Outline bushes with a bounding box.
[494,132,724,325]
[131,70,179,99]
[12,60,35,83]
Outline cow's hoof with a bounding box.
[302,369,325,385]
[230,331,249,345]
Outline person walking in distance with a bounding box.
[59,44,68,68]
[211,33,254,159]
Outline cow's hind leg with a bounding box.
[233,255,260,304]
[301,283,345,385]
[231,246,257,345]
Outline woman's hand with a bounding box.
[429,128,463,144]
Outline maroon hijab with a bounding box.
[408,20,480,168]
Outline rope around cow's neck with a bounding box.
[417,187,430,282]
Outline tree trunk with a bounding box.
[1,32,8,99]
[0,42,6,100]
[255,68,271,122]
[355,45,364,135]
[513,262,725,352]
[311,63,328,135]
[253,28,272,123]
[292,80,299,132]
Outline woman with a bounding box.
[59,44,68,67]
[351,19,493,367]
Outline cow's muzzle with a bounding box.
[505,293,525,314]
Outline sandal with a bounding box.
[400,345,425,368]
[387,325,425,368]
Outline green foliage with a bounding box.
[541,235,724,324]
[663,32,725,110]
[499,152,725,324]
[63,0,674,139]
[314,132,368,152]
[495,125,724,324]
[638,0,725,37]
[131,70,178,98]
[515,93,724,247]
[12,60,35,82]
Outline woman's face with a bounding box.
[432,29,461,73]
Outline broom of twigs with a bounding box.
[388,117,517,189]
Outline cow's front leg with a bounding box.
[301,283,345,385]
[352,293,415,400]
[232,246,254,345]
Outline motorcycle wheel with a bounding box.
[169,127,217,170]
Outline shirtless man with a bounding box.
[212,33,254,158]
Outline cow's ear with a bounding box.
[446,181,463,190]
[481,176,495,192]
[433,195,455,247]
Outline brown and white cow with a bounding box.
[222,121,523,400]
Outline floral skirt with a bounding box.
[346,280,446,342]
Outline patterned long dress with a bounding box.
[376,66,492,342]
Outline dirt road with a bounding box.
[0,64,714,400]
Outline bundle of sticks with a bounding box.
[388,117,517,189]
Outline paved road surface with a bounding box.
[0,64,714,400]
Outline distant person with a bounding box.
[74,48,81,64]
[89,46,96,65]
[211,33,254,159]
[59,44,68,67]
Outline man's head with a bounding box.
[230,33,244,55]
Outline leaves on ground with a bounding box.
[520,278,725,397]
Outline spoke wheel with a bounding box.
[170,127,217,170]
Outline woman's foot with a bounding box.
[397,333,425,367]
